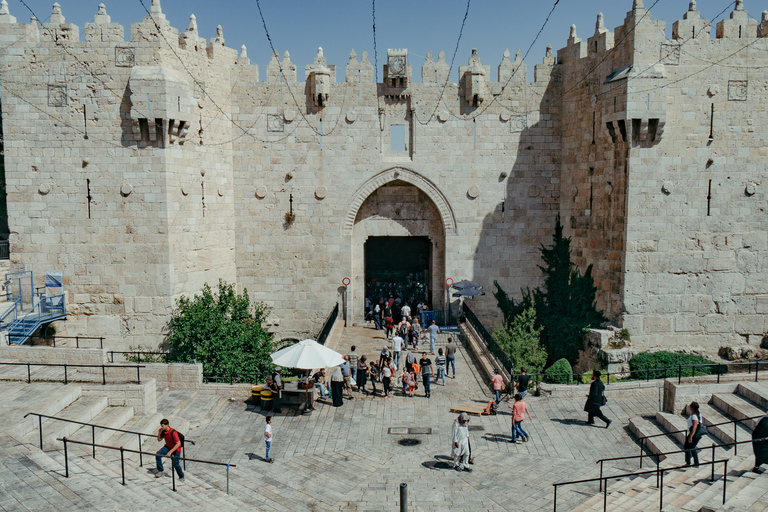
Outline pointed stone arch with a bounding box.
[342,167,457,236]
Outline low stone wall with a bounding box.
[660,373,767,413]
[0,345,107,366]
[82,379,158,414]
[77,363,203,390]
[539,379,664,400]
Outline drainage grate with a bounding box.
[388,427,433,435]
[408,427,432,435]
[398,438,422,447]
[468,426,485,432]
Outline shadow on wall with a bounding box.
[469,77,561,327]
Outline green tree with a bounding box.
[494,216,605,366]
[492,305,547,375]
[166,280,275,382]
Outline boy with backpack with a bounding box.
[155,418,185,481]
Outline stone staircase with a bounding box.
[585,382,768,511]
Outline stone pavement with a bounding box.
[150,324,660,511]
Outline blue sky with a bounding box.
[7,0,755,81]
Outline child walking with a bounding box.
[264,415,274,463]
[508,393,533,443]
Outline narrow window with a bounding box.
[709,103,714,140]
[592,112,596,144]
[472,119,476,150]
[707,179,712,216]
[390,124,405,152]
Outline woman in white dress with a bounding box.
[452,412,472,472]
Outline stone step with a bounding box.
[11,384,82,438]
[67,405,135,448]
[711,393,764,430]
[656,411,689,445]
[698,404,752,447]
[628,416,682,464]
[26,395,108,450]
[735,382,768,410]
[716,469,768,511]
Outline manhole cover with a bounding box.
[468,426,484,431]
[408,427,432,435]
[398,438,422,447]
[388,427,408,435]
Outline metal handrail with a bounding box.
[44,336,105,349]
[24,411,195,468]
[553,458,731,512]
[57,437,234,494]
[317,303,339,346]
[593,435,768,497]
[0,361,144,385]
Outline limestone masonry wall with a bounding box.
[0,0,766,355]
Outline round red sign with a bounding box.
[342,277,351,286]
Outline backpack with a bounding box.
[169,428,186,450]
[692,415,708,439]
[400,323,408,336]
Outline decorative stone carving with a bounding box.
[217,188,224,197]
[528,185,541,198]
[346,111,356,123]
[181,185,188,196]
[283,110,296,122]
[728,80,748,101]
[48,84,67,107]
[267,114,284,132]
[437,111,449,123]
[500,111,511,122]
[115,47,135,67]
[745,182,757,196]
[660,43,680,65]
[38,183,51,195]
[120,183,133,196]
[467,186,480,199]
[255,186,267,199]
[661,181,673,195]
[708,83,720,97]
[510,114,527,133]
[315,186,327,200]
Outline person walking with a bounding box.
[584,370,611,427]
[402,369,415,397]
[514,368,531,399]
[751,411,768,474]
[427,320,440,355]
[348,346,359,385]
[381,359,393,399]
[384,304,394,339]
[452,412,472,472]
[357,356,369,395]
[379,345,391,368]
[331,366,345,407]
[368,361,380,396]
[270,368,283,414]
[373,302,382,330]
[264,415,274,463]
[508,393,533,443]
[490,369,504,404]
[340,356,354,399]
[445,337,457,378]
[411,319,421,350]
[435,348,446,386]
[397,318,411,347]
[401,303,411,321]
[684,401,703,467]
[419,352,433,398]
[392,333,404,371]
[155,419,184,481]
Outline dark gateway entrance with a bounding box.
[364,236,432,308]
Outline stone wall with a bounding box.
[81,379,158,414]
[0,0,766,354]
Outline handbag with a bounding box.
[601,395,608,406]
[692,415,708,439]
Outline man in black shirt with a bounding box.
[515,367,531,399]
[419,353,434,398]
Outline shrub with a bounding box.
[580,371,618,384]
[629,351,727,380]
[492,305,548,376]
[544,358,574,384]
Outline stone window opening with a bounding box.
[390,125,406,152]
[648,119,659,142]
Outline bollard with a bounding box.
[400,483,407,512]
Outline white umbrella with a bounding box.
[270,339,345,370]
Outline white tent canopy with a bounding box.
[270,339,344,370]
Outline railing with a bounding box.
[638,414,765,463]
[107,351,194,363]
[24,412,194,470]
[593,435,768,497]
[0,297,19,329]
[57,437,233,494]
[553,458,730,512]
[317,303,339,346]
[28,335,105,349]
[7,293,66,344]
[462,303,514,374]
[201,372,262,384]
[0,361,145,385]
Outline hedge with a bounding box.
[544,358,574,384]
[628,351,727,380]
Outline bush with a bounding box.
[492,305,547,376]
[629,351,727,380]
[166,280,275,382]
[544,358,574,384]
[580,371,618,384]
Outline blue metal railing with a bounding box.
[419,309,455,327]
[0,297,20,330]
[7,293,66,345]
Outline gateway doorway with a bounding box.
[364,236,431,308]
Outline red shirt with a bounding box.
[162,429,181,454]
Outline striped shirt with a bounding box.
[435,355,446,369]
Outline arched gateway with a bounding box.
[346,168,455,322]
